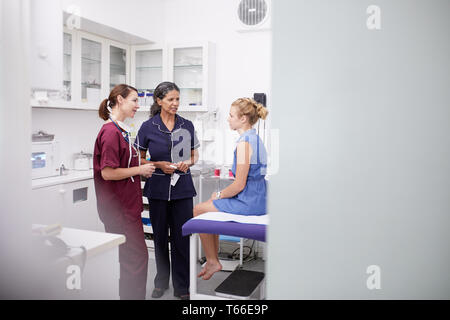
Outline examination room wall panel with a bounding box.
[1,0,34,298]
[268,0,450,299]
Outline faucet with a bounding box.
[59,164,66,176]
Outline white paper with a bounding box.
[171,173,180,186]
[193,212,269,225]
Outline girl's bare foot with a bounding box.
[197,266,207,278]
[201,261,222,280]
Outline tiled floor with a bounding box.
[145,248,266,300]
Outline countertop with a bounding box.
[57,226,125,259]
[33,224,125,260]
[32,170,93,189]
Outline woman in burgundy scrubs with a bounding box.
[93,84,155,300]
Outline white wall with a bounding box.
[60,0,165,43]
[31,109,197,168]
[268,0,450,299]
[32,109,103,168]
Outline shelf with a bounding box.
[81,56,102,64]
[81,82,101,87]
[110,63,126,69]
[178,105,208,112]
[174,64,203,68]
[136,66,163,70]
[31,102,98,111]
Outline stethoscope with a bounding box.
[108,115,141,182]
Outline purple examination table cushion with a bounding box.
[182,212,267,242]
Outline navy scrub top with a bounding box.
[136,113,200,201]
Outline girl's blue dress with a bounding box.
[213,129,267,216]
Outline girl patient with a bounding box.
[193,97,269,280]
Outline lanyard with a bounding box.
[110,118,131,143]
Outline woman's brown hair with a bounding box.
[231,97,269,125]
[98,84,138,120]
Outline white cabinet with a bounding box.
[168,41,215,111]
[168,42,216,112]
[76,32,131,110]
[31,183,66,226]
[109,41,130,92]
[79,32,105,108]
[32,29,130,110]
[130,44,166,113]
[130,41,216,112]
[32,32,215,113]
[60,179,103,232]
[31,179,103,232]
[30,0,63,92]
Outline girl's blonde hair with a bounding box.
[231,97,268,125]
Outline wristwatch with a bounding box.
[216,191,221,199]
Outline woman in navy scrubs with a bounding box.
[136,82,199,300]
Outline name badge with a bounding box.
[171,173,180,186]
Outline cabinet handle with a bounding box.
[59,189,66,194]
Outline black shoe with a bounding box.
[174,293,190,300]
[151,287,167,298]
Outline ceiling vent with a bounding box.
[235,0,271,32]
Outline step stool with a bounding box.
[215,269,265,300]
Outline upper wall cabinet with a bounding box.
[31,18,215,113]
[168,41,216,112]
[79,31,105,108]
[130,44,166,113]
[130,41,215,112]
[32,29,130,110]
[30,0,63,92]
[109,41,129,92]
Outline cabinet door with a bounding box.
[168,41,215,112]
[63,31,74,103]
[61,179,104,232]
[131,45,166,112]
[30,0,63,92]
[173,46,203,108]
[30,29,75,108]
[32,180,103,231]
[108,40,130,91]
[79,32,107,109]
[31,184,66,226]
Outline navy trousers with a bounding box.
[148,198,193,296]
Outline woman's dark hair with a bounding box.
[150,82,180,118]
[98,84,138,120]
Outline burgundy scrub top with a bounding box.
[93,122,143,225]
